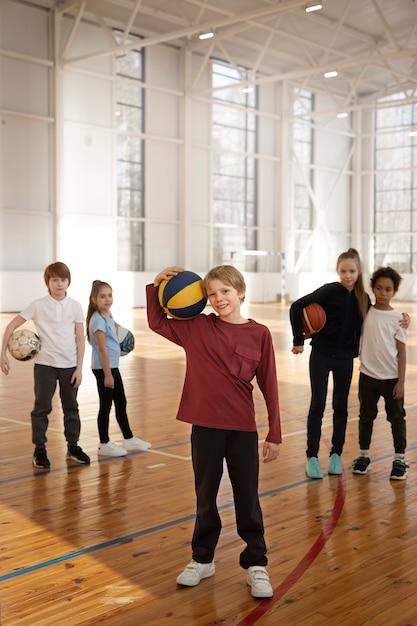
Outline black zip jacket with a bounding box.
[289,282,370,359]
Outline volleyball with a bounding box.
[116,326,135,356]
[302,303,326,337]
[158,270,207,320]
[7,329,41,361]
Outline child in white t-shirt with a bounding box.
[0,262,90,469]
[352,266,408,480]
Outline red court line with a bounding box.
[237,473,346,626]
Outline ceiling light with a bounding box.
[305,3,323,12]
[337,112,348,118]
[242,86,254,93]
[324,70,338,78]
[409,131,417,136]
[199,31,214,40]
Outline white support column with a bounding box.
[52,9,63,261]
[279,82,290,271]
[351,110,362,257]
[179,47,192,269]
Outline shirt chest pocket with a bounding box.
[231,344,262,382]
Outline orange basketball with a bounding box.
[302,303,326,337]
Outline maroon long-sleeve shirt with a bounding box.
[146,284,281,444]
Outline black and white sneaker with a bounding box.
[390,459,408,480]
[66,445,90,465]
[33,448,51,469]
[352,456,371,474]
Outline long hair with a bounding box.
[203,265,246,302]
[86,280,112,343]
[336,248,368,319]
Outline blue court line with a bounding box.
[1,447,415,583]
[0,478,307,583]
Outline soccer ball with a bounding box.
[7,329,41,361]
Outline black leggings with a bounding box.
[306,349,353,457]
[92,368,133,443]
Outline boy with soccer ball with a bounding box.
[0,262,90,468]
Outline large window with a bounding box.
[211,61,258,270]
[374,94,417,273]
[115,32,144,271]
[292,89,314,270]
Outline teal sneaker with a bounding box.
[306,457,323,479]
[328,453,343,475]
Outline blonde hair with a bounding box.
[203,265,246,302]
[336,248,368,319]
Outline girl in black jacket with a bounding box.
[290,248,370,479]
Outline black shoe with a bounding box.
[390,459,408,480]
[66,445,90,464]
[352,456,371,474]
[33,448,51,469]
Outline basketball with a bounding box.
[158,270,207,320]
[7,329,41,361]
[302,303,326,337]
[116,326,135,356]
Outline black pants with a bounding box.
[358,372,406,454]
[307,349,353,457]
[190,425,267,569]
[92,368,133,443]
[31,363,80,448]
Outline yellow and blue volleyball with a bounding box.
[158,270,207,320]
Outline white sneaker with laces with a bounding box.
[123,436,151,451]
[176,560,215,586]
[246,566,273,598]
[98,441,127,457]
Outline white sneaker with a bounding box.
[176,560,215,586]
[98,441,127,457]
[123,436,151,451]
[246,566,273,598]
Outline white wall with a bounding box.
[1,0,417,313]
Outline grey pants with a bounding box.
[31,363,81,448]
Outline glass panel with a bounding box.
[292,89,313,270]
[213,227,257,270]
[374,96,417,272]
[117,220,144,271]
[115,30,145,271]
[211,60,258,265]
[116,104,143,133]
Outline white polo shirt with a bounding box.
[20,295,85,368]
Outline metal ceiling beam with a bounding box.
[59,0,308,65]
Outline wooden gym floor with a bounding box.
[1,300,417,626]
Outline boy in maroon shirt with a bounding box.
[147,265,281,599]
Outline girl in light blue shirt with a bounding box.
[86,280,151,458]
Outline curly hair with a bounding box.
[370,266,402,293]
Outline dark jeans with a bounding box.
[31,363,81,448]
[306,349,353,458]
[190,425,267,569]
[92,368,133,443]
[358,372,406,454]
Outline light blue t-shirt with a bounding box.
[89,311,120,370]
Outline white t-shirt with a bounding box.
[20,295,85,368]
[359,306,407,380]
